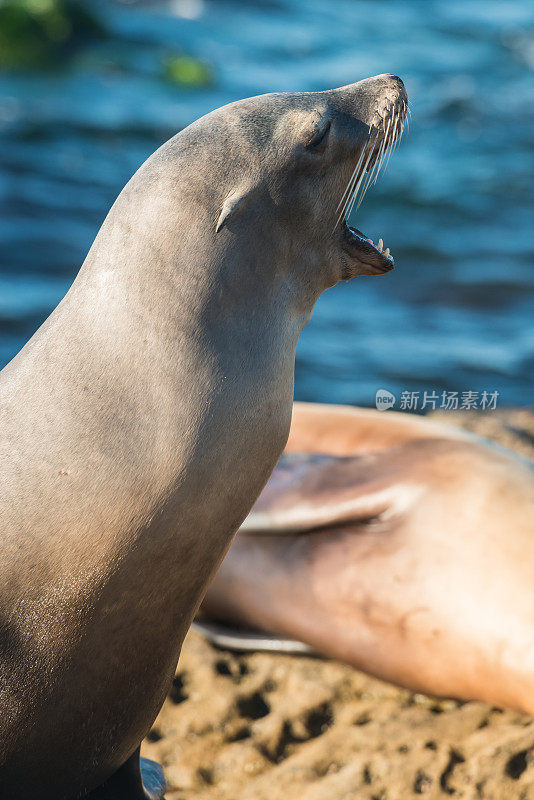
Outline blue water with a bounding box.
[1,0,533,408]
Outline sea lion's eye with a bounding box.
[305,118,331,154]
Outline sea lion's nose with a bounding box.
[382,74,407,103]
[352,73,407,103]
[384,74,405,89]
[331,74,408,127]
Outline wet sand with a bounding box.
[142,409,534,800]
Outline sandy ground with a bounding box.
[141,409,534,800]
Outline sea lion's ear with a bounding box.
[303,115,332,153]
[216,188,252,233]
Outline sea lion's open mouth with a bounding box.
[341,222,394,275]
[336,92,408,277]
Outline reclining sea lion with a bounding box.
[200,402,534,715]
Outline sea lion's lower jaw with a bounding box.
[340,222,394,278]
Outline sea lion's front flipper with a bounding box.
[84,748,166,800]
[240,450,412,535]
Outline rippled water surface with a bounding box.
[1,0,533,407]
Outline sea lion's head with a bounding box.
[173,74,407,296]
[126,75,407,315]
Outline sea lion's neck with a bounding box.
[71,241,298,451]
[1,212,301,549]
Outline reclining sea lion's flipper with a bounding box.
[240,449,423,535]
[195,445,430,653]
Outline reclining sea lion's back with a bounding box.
[0,75,406,799]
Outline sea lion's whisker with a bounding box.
[371,117,391,187]
[334,160,363,229]
[335,163,358,215]
[334,129,375,230]
[335,136,369,215]
[334,163,360,230]
[394,124,404,155]
[346,122,386,221]
[356,124,389,210]
[335,96,408,228]
[344,136,377,221]
[335,173,359,230]
[346,144,375,217]
[369,135,387,190]
[395,105,406,149]
[382,112,400,175]
[356,161,378,209]
[341,126,373,199]
[341,133,376,207]
[355,168,375,210]
[377,111,395,179]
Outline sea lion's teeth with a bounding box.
[378,238,383,252]
[384,247,390,258]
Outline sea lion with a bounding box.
[0,78,407,799]
[201,402,534,715]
